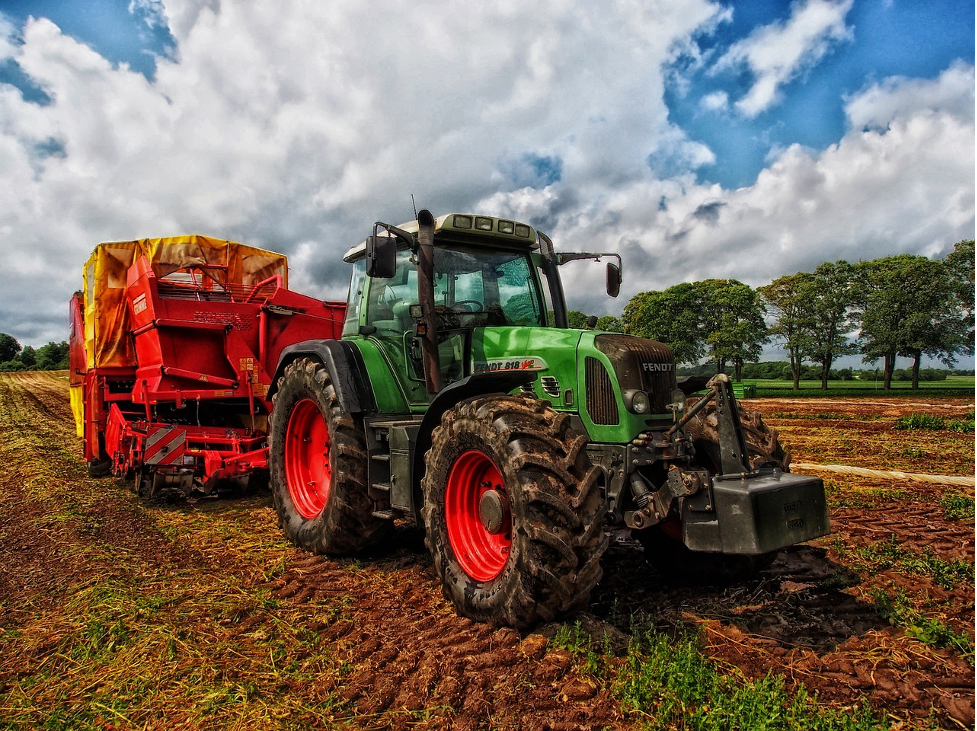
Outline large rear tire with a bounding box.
[421,394,606,628]
[635,398,786,582]
[269,358,392,554]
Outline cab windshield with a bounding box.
[364,246,547,331]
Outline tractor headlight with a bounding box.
[670,388,686,413]
[625,389,650,414]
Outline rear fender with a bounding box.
[409,371,537,519]
[269,340,375,414]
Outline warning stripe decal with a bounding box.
[145,428,186,465]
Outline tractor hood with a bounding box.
[469,327,679,443]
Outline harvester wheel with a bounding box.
[86,432,113,478]
[87,458,112,478]
[635,397,787,582]
[422,394,606,628]
[269,358,392,554]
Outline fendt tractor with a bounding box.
[73,213,829,629]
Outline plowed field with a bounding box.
[0,373,973,729]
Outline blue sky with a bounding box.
[0,0,972,370]
[4,0,968,190]
[668,0,974,188]
[0,0,174,82]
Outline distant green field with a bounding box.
[747,375,975,398]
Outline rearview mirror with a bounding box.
[366,235,397,279]
[606,262,621,298]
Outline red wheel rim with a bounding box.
[445,450,511,582]
[284,398,330,519]
[660,517,683,541]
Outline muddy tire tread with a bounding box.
[269,357,391,555]
[422,394,606,629]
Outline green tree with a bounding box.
[19,345,36,368]
[758,272,815,390]
[697,279,768,381]
[567,310,589,329]
[855,255,961,389]
[566,312,623,331]
[622,283,706,365]
[945,239,975,351]
[595,315,624,332]
[35,341,70,370]
[806,261,859,389]
[0,332,21,362]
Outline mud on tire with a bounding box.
[684,396,791,471]
[269,357,392,554]
[421,394,607,629]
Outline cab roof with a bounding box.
[343,213,538,262]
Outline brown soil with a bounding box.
[0,374,973,729]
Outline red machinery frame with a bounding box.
[71,243,345,496]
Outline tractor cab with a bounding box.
[344,214,548,406]
[341,211,619,408]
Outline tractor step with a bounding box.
[364,417,421,515]
[369,419,419,430]
[372,509,396,520]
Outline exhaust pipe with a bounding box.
[415,209,442,394]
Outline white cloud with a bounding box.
[488,63,974,315]
[845,60,975,131]
[714,0,854,117]
[128,0,169,29]
[0,0,724,343]
[0,15,17,62]
[0,1,971,355]
[699,90,729,112]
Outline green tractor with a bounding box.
[267,210,829,628]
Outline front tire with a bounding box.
[269,357,391,554]
[683,397,790,471]
[422,395,606,628]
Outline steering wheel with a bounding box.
[451,300,483,313]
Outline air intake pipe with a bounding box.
[415,209,442,394]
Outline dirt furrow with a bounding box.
[261,534,622,730]
[1,373,973,729]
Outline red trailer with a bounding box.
[70,235,344,498]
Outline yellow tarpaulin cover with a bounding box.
[83,235,288,370]
[69,384,85,437]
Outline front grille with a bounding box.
[594,334,675,415]
[585,357,619,425]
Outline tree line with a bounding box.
[2,240,973,388]
[0,334,69,372]
[610,240,974,390]
[681,360,973,382]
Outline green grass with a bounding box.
[838,534,974,590]
[822,480,910,510]
[551,621,608,676]
[613,629,886,730]
[869,588,975,667]
[940,492,976,521]
[548,618,890,729]
[895,412,975,432]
